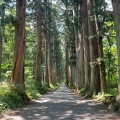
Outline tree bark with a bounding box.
[65,45,69,86]
[82,0,90,92]
[10,0,29,101]
[79,1,84,89]
[48,2,53,85]
[0,4,5,79]
[87,0,100,95]
[94,0,107,93]
[65,2,71,87]
[98,36,107,93]
[44,0,50,87]
[112,0,120,101]
[35,0,42,86]
[0,35,2,80]
[48,31,52,84]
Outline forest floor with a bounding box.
[0,83,120,120]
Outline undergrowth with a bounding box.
[0,80,61,115]
[79,85,117,108]
[50,82,60,89]
[0,84,26,115]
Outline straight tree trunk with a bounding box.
[65,2,71,87]
[0,35,2,80]
[9,0,29,101]
[35,0,42,86]
[51,36,57,84]
[82,0,90,92]
[87,0,100,95]
[112,0,120,103]
[98,36,107,93]
[79,2,84,89]
[65,45,69,86]
[44,0,50,87]
[94,0,107,93]
[48,31,52,84]
[73,1,77,89]
[48,2,53,84]
[0,4,5,79]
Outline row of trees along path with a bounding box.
[1,0,120,119]
[1,83,120,120]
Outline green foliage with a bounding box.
[50,82,60,89]
[80,88,86,96]
[94,93,115,105]
[35,82,48,94]
[25,79,41,99]
[103,21,118,93]
[0,85,26,114]
[0,79,50,114]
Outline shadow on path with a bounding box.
[1,83,120,120]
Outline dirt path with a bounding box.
[1,83,120,120]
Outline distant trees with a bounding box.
[60,0,120,107]
[61,0,109,96]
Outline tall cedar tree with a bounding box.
[35,0,42,86]
[9,0,29,101]
[87,0,100,95]
[0,4,5,79]
[82,0,90,92]
[94,0,107,93]
[44,0,50,87]
[112,0,120,110]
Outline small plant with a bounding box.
[50,82,60,89]
[95,92,115,105]
[80,88,86,96]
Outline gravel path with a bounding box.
[1,83,120,120]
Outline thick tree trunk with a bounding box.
[87,0,100,95]
[112,0,120,102]
[48,9,53,84]
[79,31,84,88]
[95,0,107,93]
[65,46,69,86]
[48,32,52,84]
[10,0,29,101]
[52,62,57,84]
[98,36,107,93]
[35,0,42,86]
[0,35,2,80]
[0,5,5,79]
[82,0,90,92]
[65,2,71,87]
[44,0,50,87]
[79,2,84,89]
[94,0,107,93]
[51,36,56,84]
